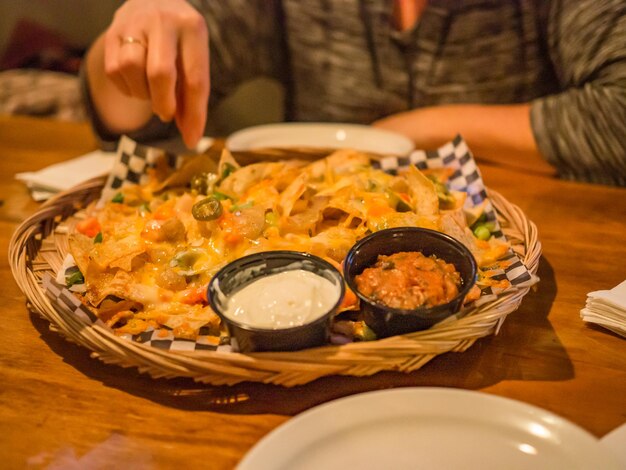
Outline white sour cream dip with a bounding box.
[224,269,340,329]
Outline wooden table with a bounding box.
[2,115,625,469]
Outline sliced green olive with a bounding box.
[396,198,412,212]
[170,249,201,269]
[190,172,209,194]
[170,248,208,276]
[356,322,377,342]
[426,175,457,210]
[192,197,223,221]
[366,179,381,192]
[385,189,412,212]
[138,202,151,216]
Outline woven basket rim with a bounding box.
[9,176,541,386]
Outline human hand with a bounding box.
[103,0,209,148]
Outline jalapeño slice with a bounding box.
[192,197,223,221]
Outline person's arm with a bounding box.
[373,103,557,176]
[84,0,209,149]
[529,0,626,185]
[377,0,626,185]
[85,34,153,135]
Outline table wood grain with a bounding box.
[1,115,625,469]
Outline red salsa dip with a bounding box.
[354,251,462,310]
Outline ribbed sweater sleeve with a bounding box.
[530,0,626,185]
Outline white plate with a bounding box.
[226,123,415,156]
[238,388,620,470]
[601,422,626,467]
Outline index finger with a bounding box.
[146,20,178,122]
[175,14,210,149]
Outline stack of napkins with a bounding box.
[580,280,626,338]
[16,150,116,201]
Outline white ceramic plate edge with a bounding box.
[237,387,620,470]
[601,422,626,467]
[225,122,415,156]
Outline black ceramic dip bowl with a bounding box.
[208,251,345,352]
[343,227,477,338]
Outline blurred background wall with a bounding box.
[0,0,123,56]
[0,0,283,130]
[0,0,123,121]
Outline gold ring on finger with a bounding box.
[119,36,147,49]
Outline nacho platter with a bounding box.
[10,136,540,386]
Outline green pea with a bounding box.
[170,249,201,269]
[473,224,491,241]
[484,221,497,231]
[264,211,279,226]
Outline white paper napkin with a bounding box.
[16,150,116,201]
[580,280,626,338]
[15,137,215,201]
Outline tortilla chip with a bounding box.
[155,154,219,192]
[68,232,94,277]
[220,161,284,196]
[91,234,146,271]
[403,165,440,216]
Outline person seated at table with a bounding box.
[82,0,626,186]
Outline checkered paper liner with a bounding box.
[44,134,537,352]
[97,135,186,206]
[43,272,234,353]
[371,135,537,299]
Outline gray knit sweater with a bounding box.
[86,0,626,185]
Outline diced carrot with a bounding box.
[141,219,162,242]
[76,217,101,238]
[153,200,175,220]
[324,258,343,272]
[159,290,173,302]
[368,204,393,217]
[398,192,411,203]
[157,329,170,338]
[180,286,208,305]
[217,210,233,228]
[463,285,481,304]
[218,211,243,244]
[224,231,243,244]
[340,285,359,310]
[321,258,359,311]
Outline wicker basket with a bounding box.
[10,175,540,387]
